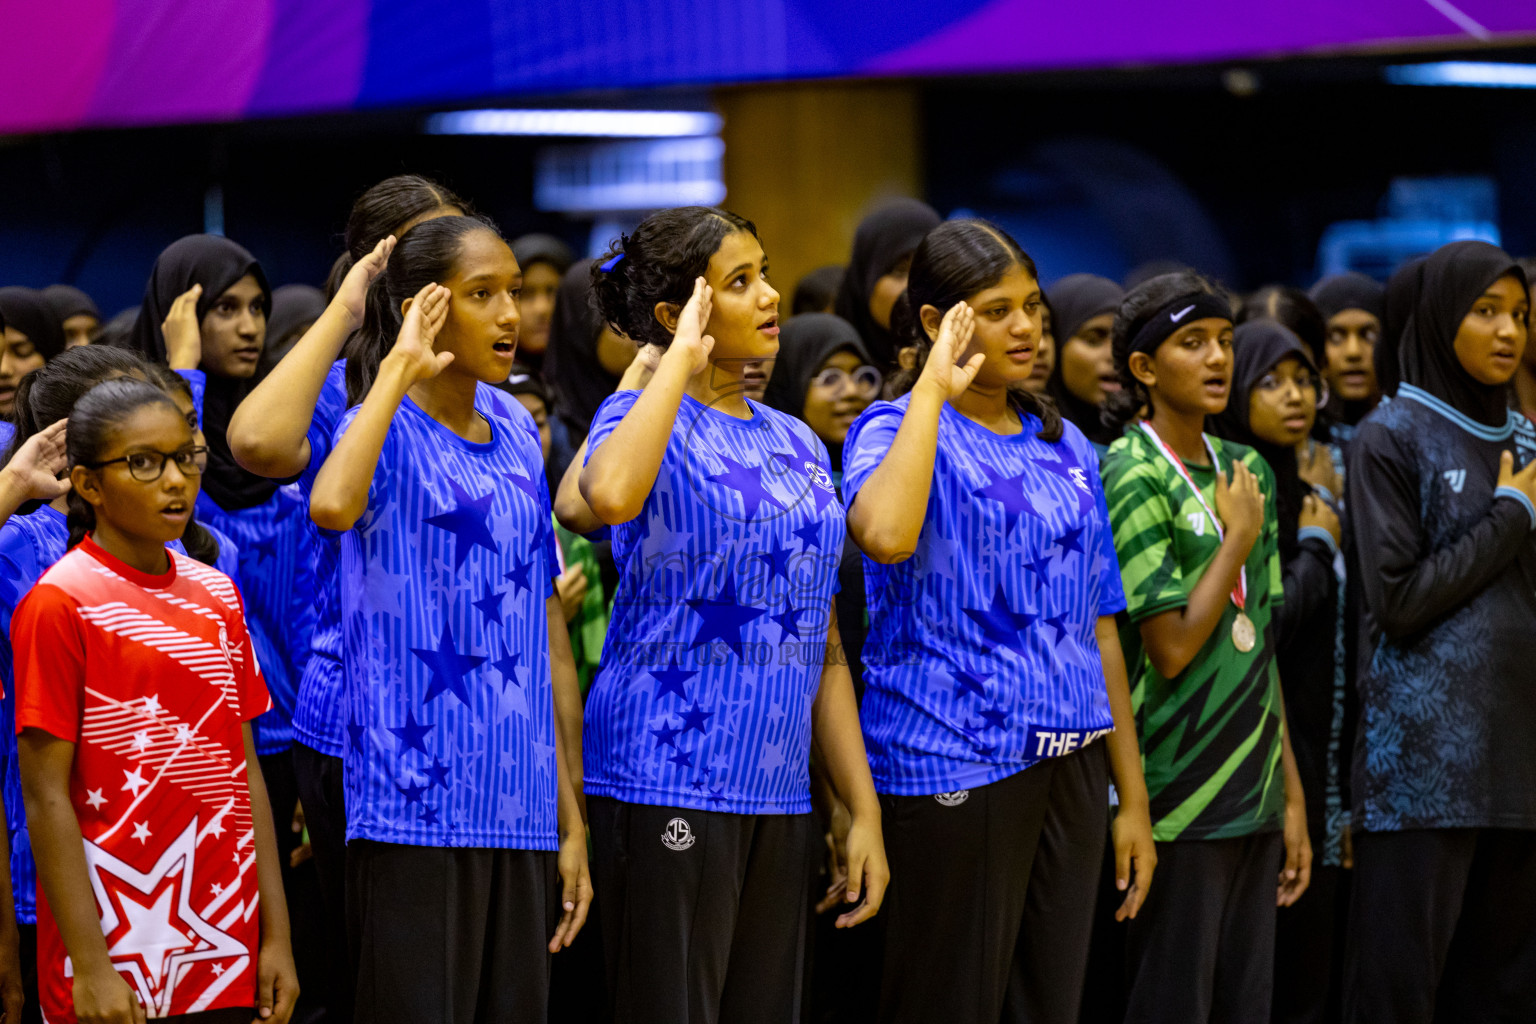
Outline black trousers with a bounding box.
[1272,864,1346,1024]
[1124,830,1284,1024]
[346,840,558,1024]
[256,750,326,1024]
[292,742,352,1024]
[877,743,1109,1024]
[1343,828,1536,1024]
[587,797,815,1024]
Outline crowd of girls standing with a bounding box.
[0,174,1526,1024]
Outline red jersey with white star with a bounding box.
[10,536,271,1022]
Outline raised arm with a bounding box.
[0,419,70,521]
[579,280,712,525]
[554,344,664,534]
[309,283,449,532]
[846,303,980,563]
[1138,460,1264,679]
[230,237,394,478]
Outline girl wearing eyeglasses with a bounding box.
[1210,319,1348,1024]
[14,377,297,1024]
[843,218,1155,1024]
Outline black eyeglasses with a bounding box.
[84,446,208,482]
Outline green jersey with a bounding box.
[1101,426,1285,841]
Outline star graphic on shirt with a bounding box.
[503,467,543,508]
[1043,613,1072,645]
[493,641,524,691]
[141,695,161,715]
[424,480,500,569]
[132,730,152,752]
[919,537,962,577]
[668,748,695,770]
[423,756,452,790]
[758,739,787,773]
[132,822,152,844]
[651,721,681,749]
[772,607,807,642]
[347,718,367,754]
[370,571,411,613]
[782,430,838,515]
[978,702,1010,731]
[122,767,149,796]
[503,556,533,596]
[1036,453,1092,513]
[792,521,822,552]
[1022,554,1054,583]
[686,575,767,658]
[419,806,441,827]
[648,661,697,702]
[88,821,247,1015]
[86,789,107,810]
[706,454,784,520]
[679,701,715,735]
[387,709,434,756]
[411,622,487,706]
[396,777,427,806]
[754,539,797,584]
[472,586,505,628]
[970,464,1045,531]
[951,668,991,701]
[961,585,1036,658]
[1052,526,1086,560]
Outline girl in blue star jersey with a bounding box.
[309,215,589,1024]
[574,206,887,1024]
[843,219,1156,1024]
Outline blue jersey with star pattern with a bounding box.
[842,397,1125,795]
[289,362,348,759]
[333,388,560,849]
[582,390,845,815]
[0,506,209,924]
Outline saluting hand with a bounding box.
[336,235,395,332]
[0,418,70,503]
[162,284,203,371]
[388,283,453,384]
[914,302,982,403]
[660,277,715,379]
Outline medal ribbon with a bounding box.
[1137,421,1247,612]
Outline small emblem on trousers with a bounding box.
[934,791,970,807]
[662,817,696,850]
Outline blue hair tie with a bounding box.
[599,253,625,272]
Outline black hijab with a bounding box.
[1308,272,1384,322]
[543,259,618,444]
[1045,274,1123,445]
[834,198,941,371]
[0,288,66,361]
[128,235,275,510]
[41,284,101,323]
[1376,256,1427,398]
[763,313,872,469]
[1397,240,1525,429]
[259,284,327,377]
[1213,319,1316,558]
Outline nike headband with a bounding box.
[1128,291,1233,356]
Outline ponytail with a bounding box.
[886,219,1063,443]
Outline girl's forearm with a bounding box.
[810,610,880,820]
[1096,618,1150,811]
[579,358,691,524]
[244,728,291,949]
[846,390,945,562]
[229,304,353,478]
[310,357,411,531]
[545,594,586,820]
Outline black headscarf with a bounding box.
[1045,274,1123,445]
[1309,272,1384,322]
[1397,240,1525,429]
[259,284,327,377]
[41,284,101,323]
[543,259,618,445]
[763,313,872,469]
[834,198,941,371]
[1376,256,1427,398]
[0,288,66,361]
[509,234,575,277]
[1212,319,1316,558]
[128,235,275,510]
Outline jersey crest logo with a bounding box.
[934,790,970,807]
[805,461,835,493]
[1069,467,1091,493]
[661,817,696,851]
[1444,469,1466,493]
[1186,512,1206,536]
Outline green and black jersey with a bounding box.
[1101,427,1286,841]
